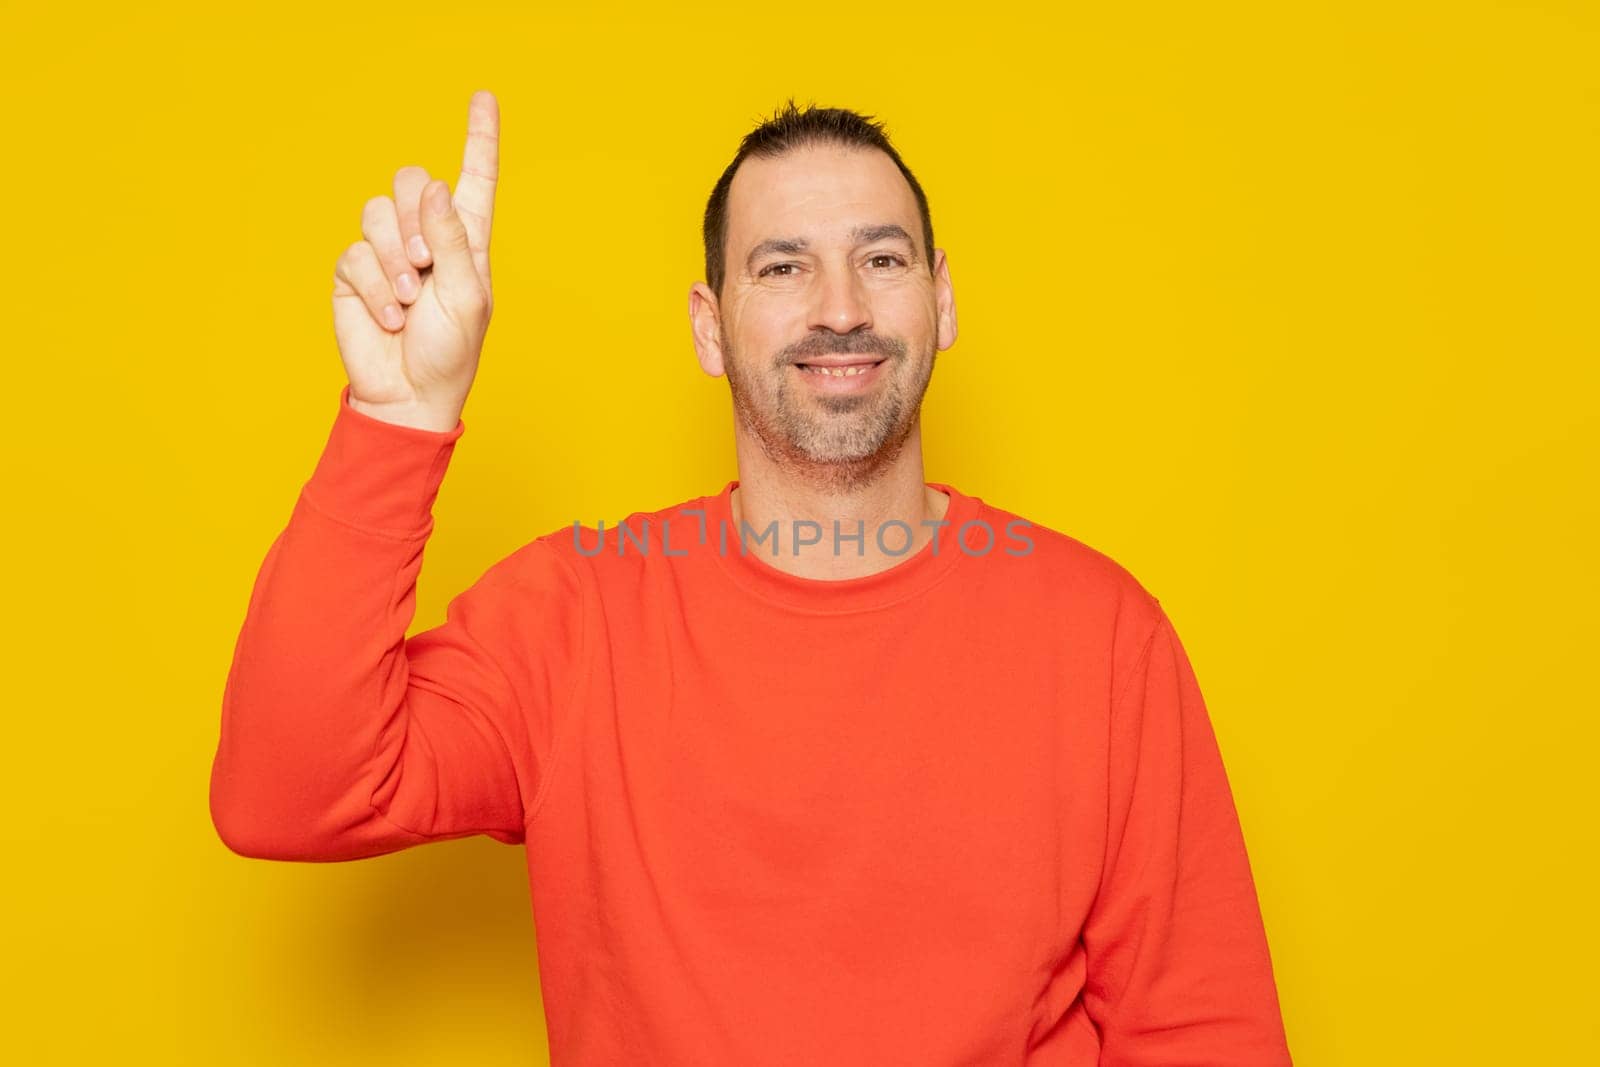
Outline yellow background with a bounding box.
[2,1,1595,1062]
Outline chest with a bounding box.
[588,592,1110,949]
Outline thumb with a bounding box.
[417,180,482,310]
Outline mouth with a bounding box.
[792,358,888,379]
[790,356,889,394]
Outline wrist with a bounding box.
[345,392,463,434]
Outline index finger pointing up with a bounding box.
[455,90,500,252]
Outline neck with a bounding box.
[729,420,951,580]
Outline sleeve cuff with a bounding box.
[300,384,466,537]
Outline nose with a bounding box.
[808,261,872,335]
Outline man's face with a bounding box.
[690,144,957,476]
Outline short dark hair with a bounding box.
[702,99,936,298]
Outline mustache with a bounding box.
[777,331,906,366]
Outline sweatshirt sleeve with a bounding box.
[208,385,585,862]
[1081,609,1293,1065]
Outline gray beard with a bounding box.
[722,333,936,495]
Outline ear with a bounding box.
[933,248,958,352]
[688,281,727,377]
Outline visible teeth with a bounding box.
[800,363,875,377]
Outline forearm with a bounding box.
[209,491,445,861]
[207,387,526,861]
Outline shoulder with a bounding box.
[970,494,1158,601]
[454,534,586,615]
[529,489,710,581]
[964,490,1169,664]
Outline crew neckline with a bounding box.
[703,479,983,614]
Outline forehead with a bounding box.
[726,144,920,251]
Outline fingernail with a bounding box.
[396,272,419,301]
[429,183,452,217]
[408,235,431,262]
[381,303,404,329]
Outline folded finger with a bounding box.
[393,165,433,268]
[361,196,421,305]
[334,240,405,331]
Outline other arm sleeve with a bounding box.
[208,385,584,862]
[1082,609,1293,1065]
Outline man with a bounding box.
[210,90,1294,1065]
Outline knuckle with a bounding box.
[334,241,362,275]
[345,240,376,271]
[349,256,384,295]
[360,198,392,236]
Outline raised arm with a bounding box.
[208,92,582,862]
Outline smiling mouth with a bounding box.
[793,359,887,378]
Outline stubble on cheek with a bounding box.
[722,331,936,476]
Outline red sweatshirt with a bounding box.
[211,386,1293,1066]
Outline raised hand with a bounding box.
[331,90,500,432]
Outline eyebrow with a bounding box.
[745,223,917,272]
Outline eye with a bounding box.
[758,262,800,278]
[867,254,907,269]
